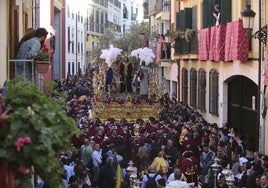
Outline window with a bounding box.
[209,69,219,115]
[202,0,231,28]
[67,27,70,53]
[72,62,75,75]
[166,80,170,94]
[68,62,71,75]
[67,6,70,17]
[182,68,188,104]
[123,4,128,19]
[92,42,95,51]
[72,41,74,53]
[172,81,177,97]
[190,68,197,107]
[78,62,81,73]
[198,69,206,111]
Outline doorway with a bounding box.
[227,75,258,149]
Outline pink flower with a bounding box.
[18,165,30,174]
[15,136,32,152]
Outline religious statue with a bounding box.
[106,64,113,92]
[119,57,133,93]
[138,61,149,99]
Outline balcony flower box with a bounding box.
[35,61,49,73]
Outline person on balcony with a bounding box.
[15,28,48,81]
[213,4,221,26]
[16,28,48,60]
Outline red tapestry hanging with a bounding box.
[198,28,211,61]
[224,19,249,62]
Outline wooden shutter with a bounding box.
[192,6,197,30]
[185,8,192,30]
[176,10,185,31]
[202,0,209,28]
[176,12,180,30]
[220,0,232,24]
[202,0,214,28]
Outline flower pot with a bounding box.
[35,61,49,73]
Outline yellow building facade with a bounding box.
[156,0,268,153]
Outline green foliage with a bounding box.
[91,29,116,64]
[0,80,81,187]
[91,23,150,65]
[46,81,68,109]
[32,50,49,61]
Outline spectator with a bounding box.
[166,170,189,188]
[141,164,162,188]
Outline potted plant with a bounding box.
[0,80,81,187]
[33,45,50,73]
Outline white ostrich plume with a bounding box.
[131,47,155,65]
[100,44,122,67]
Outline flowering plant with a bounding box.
[33,45,49,61]
[0,80,81,187]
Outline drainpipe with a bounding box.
[259,0,265,154]
[176,1,181,101]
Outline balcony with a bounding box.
[93,0,107,7]
[9,59,43,88]
[149,0,170,16]
[155,11,170,21]
[174,30,198,56]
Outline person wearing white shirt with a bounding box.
[92,143,102,187]
[213,4,221,26]
[167,164,185,184]
[92,143,102,167]
[166,170,189,188]
[260,175,268,188]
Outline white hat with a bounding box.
[239,157,248,166]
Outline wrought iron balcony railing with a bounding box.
[174,30,198,55]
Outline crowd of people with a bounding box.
[3,25,268,188]
[51,66,268,188]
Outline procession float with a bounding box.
[91,45,164,122]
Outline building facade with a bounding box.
[121,0,144,33]
[152,0,268,153]
[65,0,86,76]
[0,0,65,86]
[85,0,108,64]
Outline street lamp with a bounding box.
[211,157,221,188]
[226,173,235,188]
[241,1,256,31]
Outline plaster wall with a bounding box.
[0,0,8,87]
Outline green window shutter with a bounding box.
[176,12,180,30]
[208,0,215,27]
[202,0,215,28]
[180,10,186,31]
[185,8,192,30]
[220,0,232,24]
[202,0,209,28]
[192,6,197,30]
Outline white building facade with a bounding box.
[121,0,144,33]
[65,0,86,76]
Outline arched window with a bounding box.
[198,69,206,111]
[209,69,219,115]
[182,68,188,104]
[190,68,197,107]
